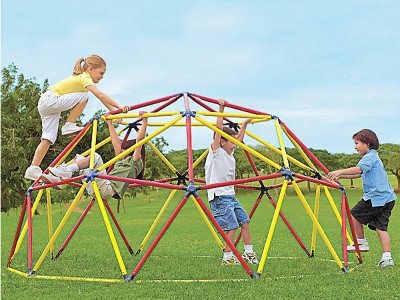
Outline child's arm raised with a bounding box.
[106,119,122,156]
[237,118,251,143]
[211,99,226,151]
[133,111,148,161]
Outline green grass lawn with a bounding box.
[1,181,399,299]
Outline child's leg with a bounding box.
[376,229,391,252]
[66,101,87,123]
[351,214,365,239]
[31,139,52,166]
[224,229,236,253]
[240,222,251,245]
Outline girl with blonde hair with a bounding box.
[25,55,129,181]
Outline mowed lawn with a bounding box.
[2,178,399,299]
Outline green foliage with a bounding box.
[2,188,400,299]
[380,143,400,190]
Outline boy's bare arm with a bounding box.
[106,119,122,156]
[211,99,225,151]
[133,111,148,160]
[237,118,251,143]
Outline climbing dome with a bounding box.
[7,92,363,282]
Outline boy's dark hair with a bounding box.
[213,126,238,141]
[121,139,146,179]
[353,129,380,150]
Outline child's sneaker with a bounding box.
[221,256,240,265]
[61,122,84,136]
[242,251,259,264]
[378,258,394,268]
[49,164,73,179]
[347,242,369,252]
[41,173,62,190]
[24,165,43,181]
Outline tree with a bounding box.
[380,143,400,192]
[1,64,45,211]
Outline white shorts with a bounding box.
[77,153,116,199]
[38,90,88,144]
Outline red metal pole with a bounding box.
[55,199,96,259]
[103,199,133,254]
[27,193,33,274]
[130,195,191,279]
[7,195,28,267]
[184,93,195,181]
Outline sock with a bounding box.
[382,252,392,260]
[357,238,367,244]
[244,245,254,253]
[223,252,233,259]
[66,163,79,173]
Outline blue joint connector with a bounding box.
[85,169,100,183]
[26,186,34,195]
[339,183,346,193]
[89,114,101,123]
[180,110,196,118]
[184,182,199,197]
[280,168,293,181]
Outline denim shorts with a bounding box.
[209,195,250,231]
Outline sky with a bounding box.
[2,0,399,154]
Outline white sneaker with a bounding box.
[49,164,73,179]
[61,122,84,135]
[41,173,62,190]
[242,251,259,264]
[24,166,43,181]
[347,243,369,252]
[221,256,240,265]
[378,258,394,268]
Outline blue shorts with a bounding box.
[209,195,250,231]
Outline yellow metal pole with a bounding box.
[246,130,315,172]
[323,186,353,242]
[274,119,290,168]
[11,189,44,259]
[292,181,344,269]
[192,148,209,171]
[281,126,318,170]
[89,119,98,169]
[46,189,54,258]
[190,195,225,251]
[310,185,321,254]
[92,181,127,276]
[135,189,178,254]
[97,115,183,172]
[257,180,289,275]
[196,115,281,170]
[147,142,177,174]
[33,184,88,272]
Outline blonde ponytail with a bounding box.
[73,55,106,75]
[73,58,85,75]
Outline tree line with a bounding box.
[2,65,399,212]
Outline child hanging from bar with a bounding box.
[41,111,148,200]
[204,99,259,265]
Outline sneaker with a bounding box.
[61,122,84,136]
[242,252,259,264]
[221,256,240,265]
[347,243,369,252]
[378,258,394,268]
[41,173,62,190]
[24,165,43,181]
[49,164,73,179]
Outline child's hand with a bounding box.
[243,118,252,125]
[326,171,340,182]
[218,99,227,112]
[139,111,147,119]
[119,105,130,113]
